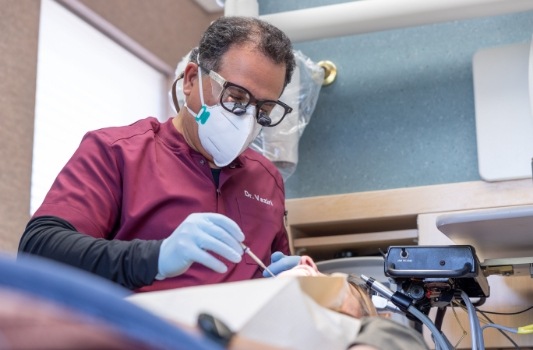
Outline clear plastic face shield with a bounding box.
[170,50,323,179]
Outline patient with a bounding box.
[278,255,377,319]
[278,256,429,350]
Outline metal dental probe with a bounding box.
[240,242,276,277]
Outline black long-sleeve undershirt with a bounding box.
[18,216,162,290]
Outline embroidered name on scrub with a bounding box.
[244,190,273,206]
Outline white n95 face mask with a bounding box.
[185,66,262,167]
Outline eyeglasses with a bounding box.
[200,65,293,127]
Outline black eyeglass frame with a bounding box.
[199,65,293,127]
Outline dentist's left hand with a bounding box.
[263,251,301,277]
[156,213,244,280]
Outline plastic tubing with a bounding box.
[407,305,453,350]
[460,290,485,350]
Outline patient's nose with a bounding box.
[299,256,318,271]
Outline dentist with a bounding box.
[19,16,300,292]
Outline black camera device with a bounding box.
[384,245,489,313]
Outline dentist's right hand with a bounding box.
[156,213,244,280]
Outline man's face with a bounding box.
[206,44,286,107]
[179,44,287,165]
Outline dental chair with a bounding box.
[0,252,222,350]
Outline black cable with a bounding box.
[477,305,533,316]
[414,320,424,334]
[476,309,520,350]
[434,307,447,331]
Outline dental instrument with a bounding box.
[240,242,276,277]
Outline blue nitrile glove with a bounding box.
[156,213,244,280]
[263,251,301,277]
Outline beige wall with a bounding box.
[0,0,221,254]
[77,0,221,68]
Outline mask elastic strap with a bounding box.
[171,72,184,113]
[183,58,205,116]
[197,59,206,106]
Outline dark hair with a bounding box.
[190,16,295,88]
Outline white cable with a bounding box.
[460,290,485,350]
[407,305,453,350]
[482,323,519,334]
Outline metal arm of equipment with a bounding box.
[361,274,454,350]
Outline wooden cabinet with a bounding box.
[285,179,533,259]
